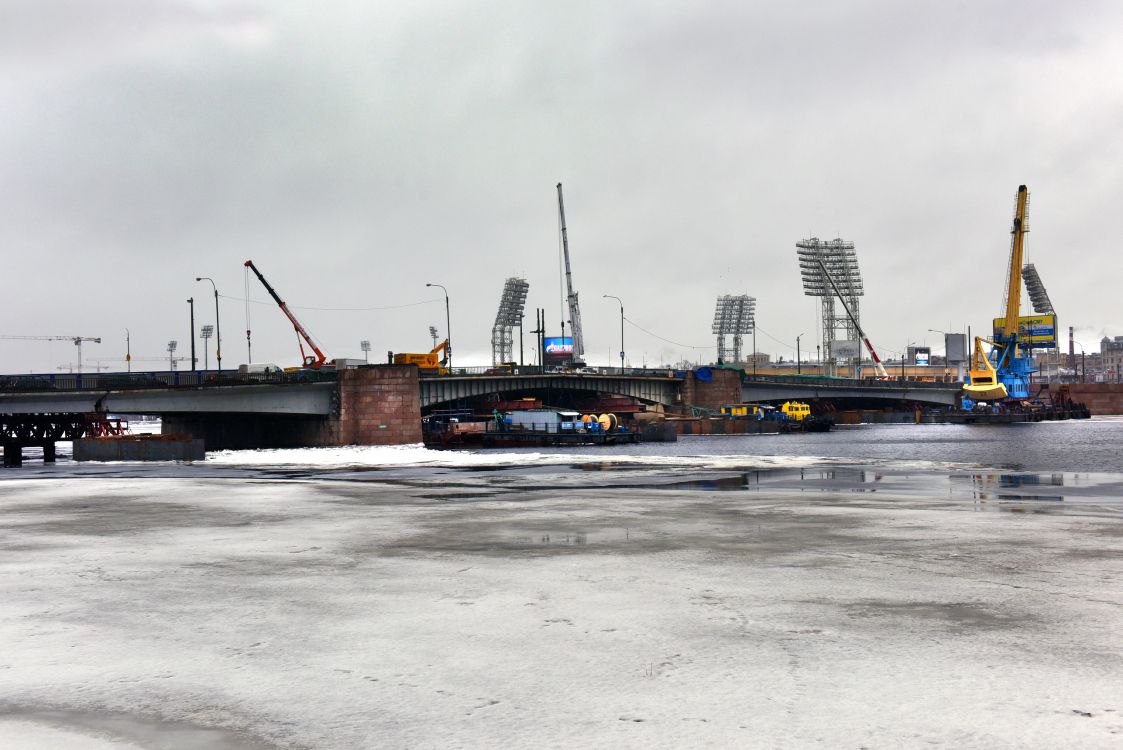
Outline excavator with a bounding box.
[393,339,450,374]
[244,260,329,369]
[964,185,1057,402]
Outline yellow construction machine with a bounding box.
[393,339,450,374]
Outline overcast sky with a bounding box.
[2,0,1121,373]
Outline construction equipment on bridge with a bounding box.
[0,335,101,373]
[966,185,1058,402]
[812,260,890,379]
[556,182,586,365]
[712,295,756,364]
[797,237,863,375]
[393,339,450,374]
[244,260,328,369]
[491,277,530,366]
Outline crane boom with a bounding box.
[814,260,889,378]
[243,260,328,369]
[1002,185,1029,340]
[556,182,585,364]
[0,334,101,373]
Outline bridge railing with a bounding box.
[423,366,689,379]
[741,374,962,389]
[0,369,338,392]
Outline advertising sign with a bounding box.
[544,337,574,354]
[992,314,1057,346]
[913,347,931,366]
[832,340,860,359]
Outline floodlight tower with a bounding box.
[797,237,863,376]
[711,294,755,364]
[1021,264,1055,315]
[491,277,530,365]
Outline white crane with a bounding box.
[0,335,101,373]
[556,182,585,365]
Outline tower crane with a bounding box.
[0,335,101,372]
[243,260,328,368]
[556,182,586,365]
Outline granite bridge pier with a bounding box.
[1,366,963,462]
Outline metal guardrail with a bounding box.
[423,366,689,379]
[741,374,962,389]
[0,369,339,392]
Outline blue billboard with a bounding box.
[544,337,574,354]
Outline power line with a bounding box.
[754,323,799,351]
[218,294,441,313]
[623,316,714,350]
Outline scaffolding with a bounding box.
[491,277,530,365]
[797,237,863,375]
[711,295,756,364]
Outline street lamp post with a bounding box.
[187,297,197,370]
[125,328,131,373]
[603,294,624,373]
[796,333,804,375]
[196,277,221,376]
[426,283,451,371]
[928,328,955,381]
[902,341,917,380]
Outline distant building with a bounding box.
[1100,336,1123,381]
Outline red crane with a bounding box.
[243,260,328,369]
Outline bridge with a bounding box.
[419,370,962,409]
[0,366,964,459]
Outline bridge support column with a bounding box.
[336,365,422,445]
[43,442,56,463]
[3,443,22,468]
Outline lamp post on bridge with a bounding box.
[796,333,804,375]
[426,283,451,372]
[196,277,221,376]
[187,297,197,370]
[603,294,624,373]
[902,341,917,381]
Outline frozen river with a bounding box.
[1,422,1122,747]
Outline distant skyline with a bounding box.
[3,1,1121,372]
